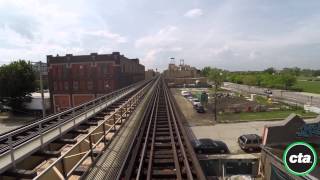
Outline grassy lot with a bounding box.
[293,80,320,94]
[218,110,317,122]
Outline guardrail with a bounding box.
[35,78,156,180]
[0,79,152,173]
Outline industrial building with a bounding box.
[145,69,158,80]
[47,52,145,112]
[163,62,207,87]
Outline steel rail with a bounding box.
[115,79,159,180]
[135,84,160,179]
[123,82,160,180]
[164,86,183,179]
[146,88,159,180]
[118,77,206,179]
[0,79,152,174]
[34,78,155,180]
[163,80,193,179]
[0,80,149,151]
[166,80,207,180]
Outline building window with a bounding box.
[79,65,85,77]
[53,81,58,91]
[73,81,79,91]
[87,81,93,90]
[104,80,110,90]
[63,64,68,78]
[101,64,108,74]
[64,81,69,90]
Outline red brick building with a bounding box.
[47,52,145,113]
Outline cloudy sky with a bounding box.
[1,0,320,71]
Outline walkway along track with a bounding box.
[0,79,155,179]
[118,78,206,180]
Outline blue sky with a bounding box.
[0,0,320,71]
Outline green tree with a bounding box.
[201,66,212,77]
[208,68,225,121]
[0,60,36,111]
[264,67,276,74]
[243,75,257,86]
[280,73,297,90]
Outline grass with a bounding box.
[293,80,320,94]
[255,96,269,105]
[218,110,317,122]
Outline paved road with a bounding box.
[224,82,320,108]
[191,120,274,154]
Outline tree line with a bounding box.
[0,60,36,111]
[201,66,320,91]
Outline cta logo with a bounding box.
[283,142,317,176]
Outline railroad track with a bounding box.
[118,78,205,180]
[0,79,154,177]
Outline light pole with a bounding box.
[213,72,223,122]
[32,61,46,118]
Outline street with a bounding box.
[224,82,320,108]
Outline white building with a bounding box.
[24,91,50,111]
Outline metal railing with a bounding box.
[0,79,152,173]
[35,78,155,180]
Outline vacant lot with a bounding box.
[293,80,320,94]
[171,89,215,126]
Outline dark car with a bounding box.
[264,89,272,95]
[192,138,230,154]
[238,134,262,152]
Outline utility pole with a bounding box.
[38,61,46,118]
[214,84,217,121]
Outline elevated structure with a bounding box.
[0,80,150,178]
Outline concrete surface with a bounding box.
[191,120,285,154]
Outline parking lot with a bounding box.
[190,121,281,154]
[172,88,299,154]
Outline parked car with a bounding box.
[186,96,193,101]
[195,104,205,113]
[181,91,190,96]
[238,134,262,152]
[192,99,201,106]
[192,138,230,154]
[264,89,272,95]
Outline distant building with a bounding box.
[164,63,200,78]
[145,69,157,80]
[32,62,49,89]
[47,52,145,113]
[163,63,207,87]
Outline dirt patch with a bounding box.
[171,88,215,126]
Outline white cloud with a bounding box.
[135,26,178,48]
[0,0,127,62]
[184,8,203,18]
[1,0,320,71]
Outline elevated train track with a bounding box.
[117,78,205,180]
[0,79,154,179]
[0,76,205,180]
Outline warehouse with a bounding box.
[47,52,145,113]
